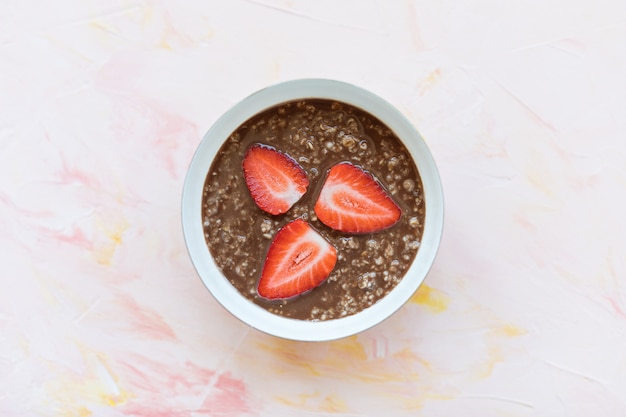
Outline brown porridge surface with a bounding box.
[202,99,425,320]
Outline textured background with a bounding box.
[2,0,626,416]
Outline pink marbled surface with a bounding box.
[2,0,626,415]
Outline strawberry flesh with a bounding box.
[242,144,309,215]
[314,162,402,233]
[257,219,337,300]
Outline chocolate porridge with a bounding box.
[201,99,425,320]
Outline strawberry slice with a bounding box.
[314,162,402,233]
[257,219,337,300]
[242,144,309,215]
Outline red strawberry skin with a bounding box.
[257,219,337,300]
[314,162,402,234]
[242,144,309,215]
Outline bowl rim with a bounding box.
[181,78,444,341]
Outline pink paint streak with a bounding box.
[603,295,626,319]
[121,95,198,180]
[119,356,214,392]
[98,81,199,181]
[46,226,94,250]
[116,354,253,416]
[114,292,177,341]
[58,153,102,189]
[196,372,252,417]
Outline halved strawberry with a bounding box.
[314,162,402,233]
[257,219,337,300]
[242,144,309,215]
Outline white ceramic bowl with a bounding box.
[182,79,444,341]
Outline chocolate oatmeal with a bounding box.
[201,99,425,320]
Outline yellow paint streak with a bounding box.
[158,14,189,50]
[94,353,129,406]
[93,217,128,265]
[319,394,348,413]
[159,33,172,50]
[255,340,322,376]
[495,324,527,337]
[141,3,154,27]
[393,347,431,369]
[417,68,442,95]
[256,334,448,411]
[274,391,347,413]
[89,21,108,33]
[44,345,134,413]
[473,323,526,379]
[59,405,92,417]
[526,170,553,196]
[274,391,319,407]
[256,335,424,385]
[476,345,504,379]
[401,391,457,410]
[321,337,400,383]
[77,406,92,417]
[206,28,215,40]
[410,284,449,313]
[328,336,368,361]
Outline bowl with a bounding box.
[182,79,444,341]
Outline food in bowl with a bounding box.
[201,99,425,321]
[182,79,444,341]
